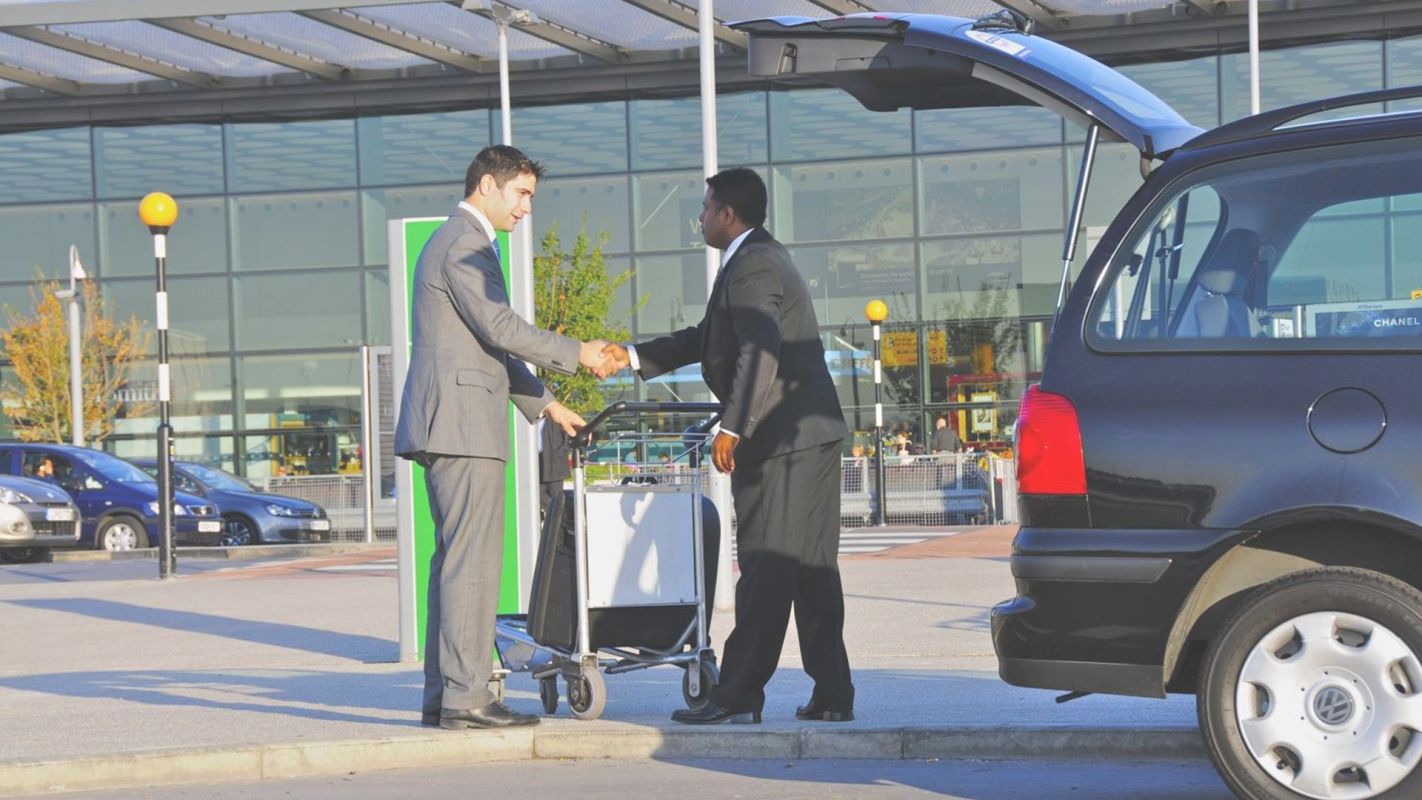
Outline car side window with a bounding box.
[1090,138,1422,351]
[0,448,15,475]
[23,451,66,482]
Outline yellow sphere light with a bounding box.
[865,299,888,323]
[139,192,179,228]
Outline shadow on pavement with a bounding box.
[0,667,422,726]
[6,597,396,662]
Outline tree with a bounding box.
[533,222,642,412]
[0,278,152,443]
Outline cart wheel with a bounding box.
[539,676,559,715]
[682,660,719,711]
[566,667,606,721]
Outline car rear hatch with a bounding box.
[731,12,1201,160]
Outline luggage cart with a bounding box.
[494,401,723,720]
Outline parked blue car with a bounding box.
[131,459,331,546]
[0,444,223,551]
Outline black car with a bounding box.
[130,460,331,546]
[737,11,1422,800]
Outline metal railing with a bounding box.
[841,453,995,527]
[253,452,1014,546]
[258,474,397,543]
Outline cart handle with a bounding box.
[574,401,723,450]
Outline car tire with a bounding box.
[222,515,260,547]
[1198,567,1422,800]
[97,515,149,552]
[0,547,48,564]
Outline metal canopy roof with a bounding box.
[4,0,1422,132]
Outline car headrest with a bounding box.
[1198,229,1261,296]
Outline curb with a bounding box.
[0,725,1204,796]
[50,542,388,563]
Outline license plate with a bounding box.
[198,520,222,533]
[310,520,331,531]
[45,508,76,522]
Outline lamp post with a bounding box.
[56,245,88,446]
[866,299,888,527]
[139,192,179,580]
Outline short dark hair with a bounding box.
[464,145,545,196]
[705,167,767,228]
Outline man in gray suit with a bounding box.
[603,168,854,724]
[395,145,614,730]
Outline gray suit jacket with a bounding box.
[635,228,847,464]
[395,207,580,462]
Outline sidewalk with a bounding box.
[0,526,1200,797]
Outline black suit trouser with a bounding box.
[711,440,853,713]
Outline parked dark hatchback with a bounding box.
[0,444,223,551]
[130,459,331,546]
[738,11,1422,800]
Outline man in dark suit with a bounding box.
[394,145,614,730]
[931,416,964,454]
[603,168,854,724]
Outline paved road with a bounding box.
[20,758,1231,800]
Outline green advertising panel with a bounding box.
[391,218,522,662]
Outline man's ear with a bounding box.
[478,173,498,196]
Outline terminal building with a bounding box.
[2,0,1422,477]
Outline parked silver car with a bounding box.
[0,474,81,564]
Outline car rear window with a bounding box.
[1089,136,1422,351]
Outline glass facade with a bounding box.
[0,36,1413,468]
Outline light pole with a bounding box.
[55,245,88,446]
[139,192,179,580]
[866,299,888,527]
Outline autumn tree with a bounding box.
[0,278,151,443]
[533,222,642,413]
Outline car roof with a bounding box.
[1179,84,1422,153]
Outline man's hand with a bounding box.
[711,431,738,474]
[544,400,586,438]
[601,343,630,373]
[579,339,616,378]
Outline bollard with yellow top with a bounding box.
[865,299,888,527]
[140,192,179,579]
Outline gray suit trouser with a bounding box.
[421,454,505,713]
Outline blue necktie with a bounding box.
[492,238,501,263]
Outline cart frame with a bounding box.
[494,401,723,720]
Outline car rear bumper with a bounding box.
[990,526,1251,698]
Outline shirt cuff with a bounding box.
[719,429,740,439]
[626,344,642,372]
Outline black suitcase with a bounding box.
[527,488,719,653]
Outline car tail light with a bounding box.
[1015,385,1086,495]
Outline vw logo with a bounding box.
[1313,687,1354,726]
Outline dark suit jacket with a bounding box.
[635,228,847,464]
[539,419,571,484]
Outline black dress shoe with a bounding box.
[439,702,540,729]
[421,711,440,727]
[671,702,761,725]
[795,697,854,722]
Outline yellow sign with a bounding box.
[927,331,948,366]
[1412,289,1422,300]
[882,331,918,367]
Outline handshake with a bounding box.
[578,340,632,379]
